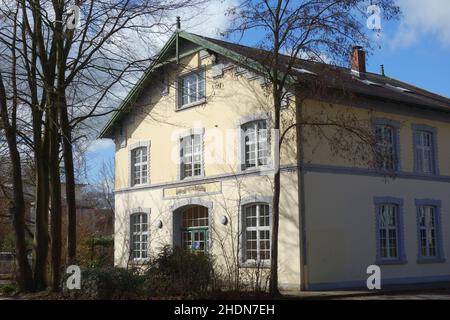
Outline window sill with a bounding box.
[241,165,273,174]
[129,258,150,265]
[376,259,408,266]
[176,99,206,112]
[239,261,271,269]
[417,257,446,264]
[130,183,150,189]
[179,174,205,182]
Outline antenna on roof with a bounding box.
[176,16,181,30]
[380,64,385,77]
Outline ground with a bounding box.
[1,282,450,300]
[337,290,450,300]
[283,282,450,300]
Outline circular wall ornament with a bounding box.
[220,215,228,225]
[156,220,163,229]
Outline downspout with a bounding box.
[296,89,309,291]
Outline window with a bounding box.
[374,197,405,264]
[243,203,271,263]
[181,206,209,254]
[378,204,399,259]
[375,124,398,171]
[131,147,148,186]
[418,206,437,258]
[130,213,148,260]
[413,125,438,175]
[178,70,205,108]
[180,134,202,179]
[242,120,269,169]
[416,200,444,263]
[415,131,434,173]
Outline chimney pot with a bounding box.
[351,46,366,74]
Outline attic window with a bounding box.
[177,69,206,109]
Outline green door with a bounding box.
[181,227,208,254]
[181,206,209,254]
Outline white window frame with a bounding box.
[412,124,439,175]
[375,124,396,171]
[132,147,148,186]
[180,134,203,180]
[177,69,205,109]
[418,206,437,258]
[130,212,149,261]
[416,131,434,174]
[241,120,270,170]
[374,197,406,265]
[378,204,399,260]
[129,141,150,187]
[242,203,271,265]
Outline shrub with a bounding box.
[142,246,214,297]
[62,267,142,300]
[0,284,17,296]
[62,246,215,299]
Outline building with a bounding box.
[99,30,450,290]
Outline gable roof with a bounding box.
[98,31,450,139]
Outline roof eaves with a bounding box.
[180,32,297,85]
[98,32,179,139]
[98,31,288,139]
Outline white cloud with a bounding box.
[392,0,450,47]
[86,139,115,153]
[179,0,238,38]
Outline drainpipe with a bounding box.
[296,89,309,291]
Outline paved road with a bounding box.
[334,291,450,300]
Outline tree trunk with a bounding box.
[9,149,34,291]
[49,108,62,291]
[60,97,77,265]
[0,73,34,291]
[49,93,62,291]
[270,86,281,296]
[49,3,65,292]
[33,156,50,289]
[32,112,50,290]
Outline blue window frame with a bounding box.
[415,199,445,263]
[372,118,401,172]
[412,124,439,175]
[374,197,406,265]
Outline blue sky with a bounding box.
[85,0,450,184]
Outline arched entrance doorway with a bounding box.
[173,205,209,254]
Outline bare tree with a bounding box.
[0,0,207,291]
[0,6,34,290]
[226,0,400,295]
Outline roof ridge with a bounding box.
[187,32,450,103]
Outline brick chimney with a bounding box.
[351,46,366,74]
